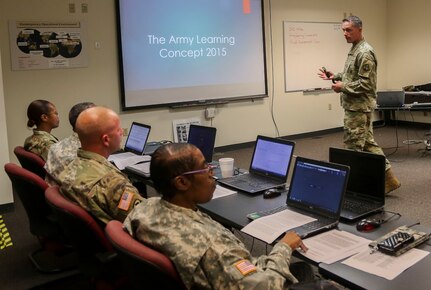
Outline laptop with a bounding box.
[329,147,385,221]
[113,121,162,156]
[377,90,405,107]
[217,135,295,194]
[108,122,152,169]
[280,156,349,238]
[187,124,217,163]
[122,122,151,155]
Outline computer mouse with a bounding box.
[263,188,282,199]
[356,218,382,232]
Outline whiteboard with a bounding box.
[283,21,350,92]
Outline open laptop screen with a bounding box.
[187,124,217,163]
[124,122,151,155]
[329,147,385,199]
[376,90,405,107]
[288,158,349,215]
[249,136,294,179]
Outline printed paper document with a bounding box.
[108,152,151,170]
[300,230,370,264]
[241,209,315,244]
[342,247,429,280]
[212,185,237,199]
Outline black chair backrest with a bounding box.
[105,220,186,290]
[14,145,46,179]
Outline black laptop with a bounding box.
[377,90,405,107]
[217,135,295,194]
[281,157,349,238]
[114,121,162,156]
[187,124,217,163]
[329,147,385,221]
[122,122,151,155]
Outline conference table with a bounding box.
[124,166,431,290]
[198,190,431,290]
[376,102,431,126]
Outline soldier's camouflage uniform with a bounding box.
[333,39,390,170]
[24,129,58,161]
[59,149,143,224]
[44,132,80,186]
[124,198,299,290]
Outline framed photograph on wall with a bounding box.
[172,118,201,143]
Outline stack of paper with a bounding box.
[108,152,151,170]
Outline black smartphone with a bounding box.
[322,67,336,84]
[322,67,330,78]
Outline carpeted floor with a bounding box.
[1,123,430,289]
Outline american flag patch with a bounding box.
[118,190,133,211]
[234,259,257,276]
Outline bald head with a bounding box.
[76,106,123,157]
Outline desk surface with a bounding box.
[198,189,288,229]
[199,189,431,290]
[125,168,431,290]
[377,104,431,110]
[320,221,431,290]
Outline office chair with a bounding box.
[14,145,46,179]
[105,220,187,290]
[4,163,77,273]
[45,186,128,289]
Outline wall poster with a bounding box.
[8,20,88,70]
[172,118,201,143]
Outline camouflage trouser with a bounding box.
[344,110,390,170]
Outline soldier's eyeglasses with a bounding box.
[180,164,218,176]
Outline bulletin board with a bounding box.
[283,21,350,92]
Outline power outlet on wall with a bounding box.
[205,107,216,119]
[69,3,76,13]
[123,127,128,136]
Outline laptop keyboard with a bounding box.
[343,199,379,214]
[226,174,279,188]
[300,220,327,231]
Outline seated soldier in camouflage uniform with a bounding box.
[124,143,341,290]
[45,102,95,186]
[24,99,59,161]
[59,106,143,225]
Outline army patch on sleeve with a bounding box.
[118,190,133,211]
[234,259,257,276]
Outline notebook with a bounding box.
[329,147,385,221]
[377,90,405,107]
[279,157,350,238]
[217,135,295,194]
[187,124,217,163]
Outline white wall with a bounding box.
[0,42,12,205]
[386,0,431,123]
[387,0,431,88]
[0,0,391,166]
